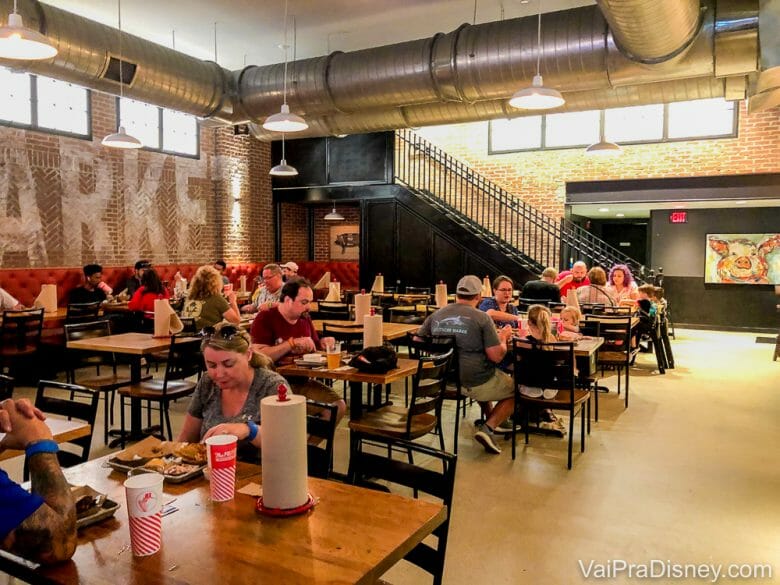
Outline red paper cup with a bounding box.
[205,434,238,502]
[124,473,164,556]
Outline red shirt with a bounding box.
[250,307,320,361]
[128,287,171,316]
[555,270,590,301]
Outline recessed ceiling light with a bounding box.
[674,205,686,209]
[598,207,609,212]
[735,200,747,205]
[616,213,625,217]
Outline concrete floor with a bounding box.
[3,329,779,584]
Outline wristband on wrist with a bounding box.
[287,337,295,351]
[246,420,259,441]
[25,439,59,458]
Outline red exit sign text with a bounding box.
[669,211,688,224]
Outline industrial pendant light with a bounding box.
[509,0,564,110]
[324,205,344,221]
[263,0,307,133]
[585,139,623,156]
[102,0,142,149]
[269,133,298,176]
[0,0,58,60]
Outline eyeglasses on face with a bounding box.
[201,325,240,340]
[496,288,513,293]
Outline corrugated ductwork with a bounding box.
[248,76,730,141]
[748,0,779,112]
[0,0,768,135]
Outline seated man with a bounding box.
[0,285,23,311]
[124,260,150,298]
[214,260,230,286]
[242,263,284,314]
[281,261,299,282]
[250,278,346,422]
[69,264,111,304]
[555,260,590,302]
[0,398,77,564]
[520,267,561,305]
[417,275,514,455]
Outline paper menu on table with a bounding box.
[154,299,183,338]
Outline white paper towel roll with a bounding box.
[239,275,247,293]
[481,276,492,298]
[153,299,183,338]
[353,293,371,323]
[435,283,448,308]
[325,282,341,302]
[261,393,308,510]
[34,284,57,313]
[370,274,384,293]
[313,271,331,290]
[363,313,383,348]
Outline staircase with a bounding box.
[394,129,647,280]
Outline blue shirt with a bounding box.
[0,469,44,539]
[478,297,519,328]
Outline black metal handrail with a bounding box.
[394,129,647,279]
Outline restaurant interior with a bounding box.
[0,0,778,583]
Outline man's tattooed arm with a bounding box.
[3,453,77,564]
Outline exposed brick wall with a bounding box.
[416,102,780,220]
[0,91,273,269]
[312,205,360,261]
[279,202,308,260]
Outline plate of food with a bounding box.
[72,485,120,529]
[108,437,207,483]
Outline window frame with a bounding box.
[0,69,92,141]
[116,97,200,159]
[488,99,739,155]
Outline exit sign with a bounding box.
[669,211,688,224]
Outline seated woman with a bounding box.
[181,264,240,330]
[605,264,638,305]
[576,267,616,307]
[127,268,170,320]
[177,321,288,461]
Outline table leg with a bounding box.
[349,380,362,420]
[108,357,161,447]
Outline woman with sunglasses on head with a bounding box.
[177,321,289,460]
[181,264,240,330]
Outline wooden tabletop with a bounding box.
[66,332,198,355]
[27,455,445,585]
[0,418,91,461]
[277,357,420,386]
[313,320,418,341]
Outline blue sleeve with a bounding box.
[478,298,498,312]
[0,470,44,540]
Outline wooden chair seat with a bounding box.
[75,372,133,392]
[348,407,437,439]
[517,388,590,409]
[119,379,196,401]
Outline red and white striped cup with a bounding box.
[123,473,164,556]
[205,434,238,502]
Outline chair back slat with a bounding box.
[64,320,117,374]
[406,349,453,426]
[66,302,102,324]
[164,335,202,388]
[322,322,364,351]
[0,373,13,400]
[1,308,44,350]
[513,339,576,393]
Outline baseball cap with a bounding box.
[281,262,299,272]
[456,275,482,295]
[134,260,151,270]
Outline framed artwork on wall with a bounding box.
[330,224,359,261]
[705,233,780,284]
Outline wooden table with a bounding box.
[66,333,199,446]
[12,456,445,585]
[278,358,420,420]
[313,320,418,342]
[0,418,91,461]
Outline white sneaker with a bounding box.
[520,386,543,398]
[474,424,502,454]
[542,389,559,400]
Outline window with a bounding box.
[118,98,199,157]
[489,98,737,153]
[0,66,90,137]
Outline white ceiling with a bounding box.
[570,199,780,220]
[42,0,594,70]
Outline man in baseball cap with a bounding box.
[280,262,299,282]
[416,275,514,455]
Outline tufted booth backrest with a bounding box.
[0,263,268,307]
[296,261,359,290]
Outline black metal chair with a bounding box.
[406,333,465,453]
[511,338,590,469]
[579,303,606,315]
[118,334,201,445]
[315,301,350,320]
[322,322,364,352]
[518,298,548,312]
[0,373,13,400]
[306,400,339,479]
[0,308,44,377]
[405,286,430,295]
[65,301,102,324]
[64,319,133,444]
[586,314,637,408]
[349,435,457,585]
[25,380,100,480]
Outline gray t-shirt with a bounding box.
[187,367,290,439]
[418,303,500,387]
